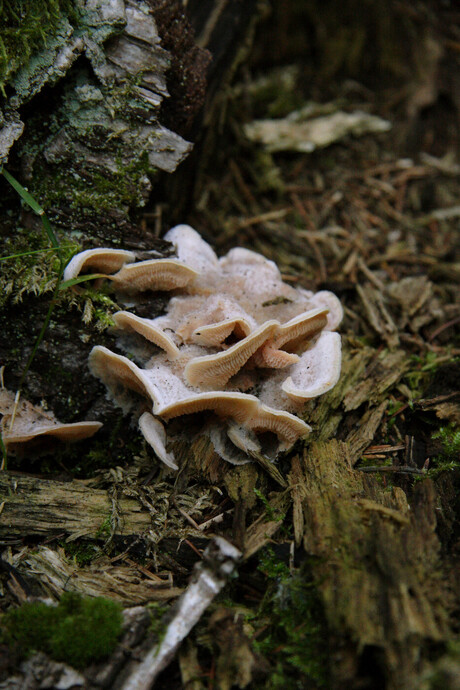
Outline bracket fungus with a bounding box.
[0,389,101,454]
[66,226,342,468]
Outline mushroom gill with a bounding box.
[0,388,101,453]
[184,321,279,387]
[109,259,198,292]
[68,225,342,468]
[63,248,136,282]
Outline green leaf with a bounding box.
[41,213,61,253]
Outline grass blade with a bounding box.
[2,167,44,215]
[58,273,107,290]
[0,244,77,262]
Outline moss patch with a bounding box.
[254,548,329,688]
[1,592,123,669]
[0,0,78,90]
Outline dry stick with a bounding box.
[123,537,241,690]
[249,450,288,488]
[357,465,427,475]
[237,208,289,229]
[429,315,460,342]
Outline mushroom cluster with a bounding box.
[64,226,342,468]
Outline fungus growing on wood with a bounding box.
[67,226,342,468]
[0,389,101,453]
[63,249,198,293]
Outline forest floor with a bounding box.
[1,50,460,690]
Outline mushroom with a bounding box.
[113,311,180,360]
[68,226,342,469]
[184,321,279,387]
[139,412,178,470]
[0,389,101,453]
[281,331,342,401]
[63,248,136,282]
[108,260,198,293]
[64,247,198,293]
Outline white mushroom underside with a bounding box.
[139,412,178,470]
[68,225,343,467]
[3,421,102,446]
[89,346,312,444]
[63,248,136,282]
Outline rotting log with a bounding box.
[296,440,449,690]
[0,472,151,541]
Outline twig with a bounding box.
[123,537,241,690]
[429,315,460,342]
[237,208,289,229]
[250,450,288,488]
[175,505,201,530]
[357,256,385,291]
[197,509,233,531]
[357,465,426,475]
[290,193,327,282]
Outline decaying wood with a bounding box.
[242,492,291,560]
[2,545,182,606]
[121,537,241,690]
[297,439,448,690]
[0,472,151,540]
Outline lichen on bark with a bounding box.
[0,0,211,234]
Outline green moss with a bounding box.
[404,352,456,400]
[20,73,159,218]
[95,515,113,540]
[31,149,156,218]
[254,548,329,688]
[0,0,79,90]
[0,226,78,307]
[426,424,460,478]
[0,225,119,335]
[1,592,123,669]
[148,601,169,642]
[253,488,285,523]
[61,540,101,567]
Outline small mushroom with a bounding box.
[271,307,329,350]
[3,421,102,452]
[113,312,180,360]
[164,224,219,275]
[64,248,198,294]
[184,321,279,388]
[0,389,101,453]
[246,404,311,447]
[109,259,198,292]
[281,331,342,401]
[63,248,136,282]
[191,318,252,346]
[138,412,178,470]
